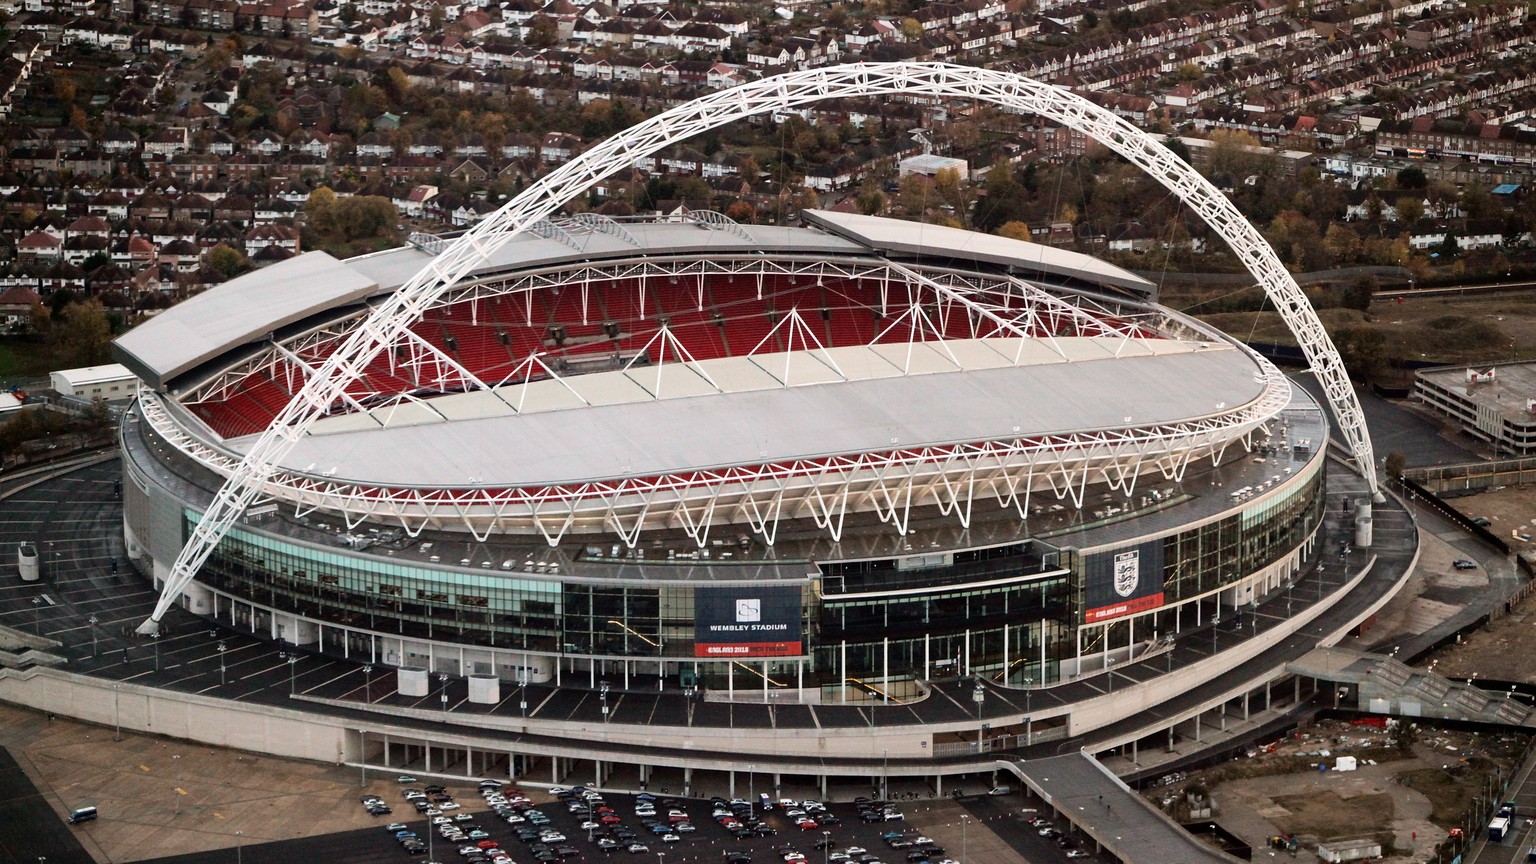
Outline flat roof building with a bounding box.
[1415,361,1536,454]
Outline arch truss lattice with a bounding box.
[137,62,1375,632]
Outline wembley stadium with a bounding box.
[115,206,1328,710]
[99,66,1401,782]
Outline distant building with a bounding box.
[50,363,137,401]
[897,154,968,179]
[1415,362,1536,454]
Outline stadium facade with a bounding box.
[116,208,1330,713]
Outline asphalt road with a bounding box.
[0,746,94,864]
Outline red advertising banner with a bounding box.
[694,640,803,658]
[1084,592,1165,624]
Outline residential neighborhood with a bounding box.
[3,0,1536,325]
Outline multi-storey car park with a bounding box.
[79,68,1412,807]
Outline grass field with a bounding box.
[1179,290,1536,367]
[0,340,55,381]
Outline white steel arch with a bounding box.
[136,62,1375,633]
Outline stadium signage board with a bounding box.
[694,585,802,657]
[1083,540,1165,623]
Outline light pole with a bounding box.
[1105,656,1116,693]
[113,683,121,741]
[172,754,182,816]
[518,668,528,717]
[823,830,831,864]
[286,654,298,695]
[961,814,969,864]
[748,763,756,819]
[358,729,367,787]
[153,631,162,672]
[88,614,98,658]
[235,831,242,864]
[32,596,43,635]
[1023,677,1034,745]
[362,664,373,703]
[218,642,227,686]
[600,679,611,723]
[881,749,888,801]
[972,679,986,751]
[683,683,696,727]
[438,673,449,713]
[1211,615,1219,654]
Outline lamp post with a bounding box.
[235,831,242,864]
[88,614,98,658]
[823,830,831,864]
[961,814,969,864]
[600,679,611,723]
[282,654,298,695]
[1023,677,1034,745]
[518,667,528,717]
[153,631,162,672]
[683,683,696,727]
[438,673,449,713]
[748,763,756,819]
[218,642,227,686]
[1211,615,1220,654]
[972,679,985,751]
[172,754,182,816]
[362,664,373,703]
[881,749,888,801]
[32,596,43,635]
[1105,656,1116,693]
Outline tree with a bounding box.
[900,18,923,41]
[1383,451,1406,482]
[48,300,113,367]
[1394,196,1423,226]
[1342,274,1376,312]
[1387,718,1418,753]
[526,15,558,48]
[997,221,1032,241]
[1395,166,1426,189]
[206,244,248,281]
[428,2,445,29]
[1436,230,1459,258]
[1324,223,1362,266]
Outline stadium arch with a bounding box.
[138,61,1377,634]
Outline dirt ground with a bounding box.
[1428,485,1536,681]
[1147,719,1529,862]
[1191,292,1536,367]
[1445,485,1536,556]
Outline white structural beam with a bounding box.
[136,62,1374,633]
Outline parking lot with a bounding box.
[357,781,981,864]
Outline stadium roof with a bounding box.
[246,337,1263,488]
[114,214,1159,391]
[114,252,380,388]
[802,210,1156,298]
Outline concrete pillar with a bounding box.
[1243,691,1250,721]
[936,774,943,797]
[1167,727,1175,752]
[1266,679,1272,712]
[820,774,828,798]
[773,772,781,797]
[1194,713,1201,743]
[1219,704,1227,731]
[729,770,736,798]
[684,767,692,798]
[425,744,432,773]
[552,757,559,784]
[1131,738,1137,764]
